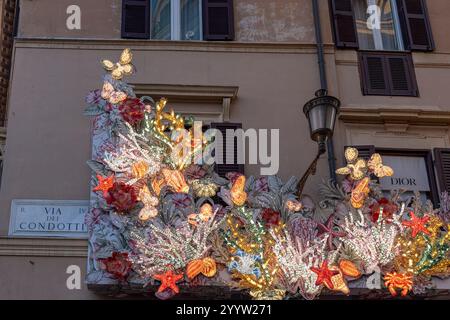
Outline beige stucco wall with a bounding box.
[0,255,97,299]
[17,0,328,42]
[2,0,450,299]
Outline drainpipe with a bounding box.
[311,0,337,183]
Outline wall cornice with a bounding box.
[13,38,336,54]
[0,237,88,257]
[339,108,450,126]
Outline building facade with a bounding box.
[1,0,450,299]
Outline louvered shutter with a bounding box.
[396,0,434,51]
[122,0,150,39]
[202,0,234,40]
[329,0,358,48]
[359,51,418,96]
[359,53,390,95]
[434,148,450,192]
[210,122,244,177]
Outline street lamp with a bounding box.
[296,89,341,196]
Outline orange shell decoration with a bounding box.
[339,260,361,279]
[326,266,350,295]
[186,259,204,279]
[162,168,189,193]
[186,257,217,279]
[151,175,165,196]
[351,177,370,209]
[201,257,217,278]
[230,175,247,207]
[131,161,149,179]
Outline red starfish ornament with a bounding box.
[310,260,339,289]
[153,270,184,294]
[402,211,431,238]
[93,174,114,197]
[317,214,347,250]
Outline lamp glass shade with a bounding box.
[303,92,340,142]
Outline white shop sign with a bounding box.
[379,156,430,192]
[9,200,89,238]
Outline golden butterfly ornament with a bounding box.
[101,48,134,80]
[367,153,394,178]
[336,147,368,181]
[188,203,214,226]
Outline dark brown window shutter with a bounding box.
[122,0,150,39]
[434,148,450,193]
[329,0,358,48]
[202,0,234,41]
[359,51,418,97]
[210,122,244,177]
[345,145,376,160]
[396,0,434,51]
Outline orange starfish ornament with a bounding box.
[402,211,431,238]
[153,270,184,294]
[93,174,114,197]
[310,260,339,289]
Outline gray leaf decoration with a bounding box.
[83,104,104,116]
[86,160,108,175]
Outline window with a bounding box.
[329,0,434,51]
[122,0,235,41]
[353,0,404,51]
[151,0,202,40]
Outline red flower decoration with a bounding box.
[370,198,398,222]
[119,98,145,124]
[105,182,137,213]
[99,252,132,281]
[261,208,281,227]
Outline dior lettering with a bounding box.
[390,177,417,186]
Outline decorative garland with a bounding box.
[85,49,450,300]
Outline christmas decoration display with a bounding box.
[85,49,449,300]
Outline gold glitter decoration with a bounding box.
[336,147,367,180]
[101,48,134,80]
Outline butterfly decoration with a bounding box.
[351,177,370,209]
[162,168,190,193]
[101,81,127,104]
[336,147,367,181]
[230,175,248,207]
[137,185,159,221]
[101,48,134,80]
[367,153,394,178]
[285,199,303,212]
[188,203,214,226]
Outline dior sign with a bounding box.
[9,200,89,238]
